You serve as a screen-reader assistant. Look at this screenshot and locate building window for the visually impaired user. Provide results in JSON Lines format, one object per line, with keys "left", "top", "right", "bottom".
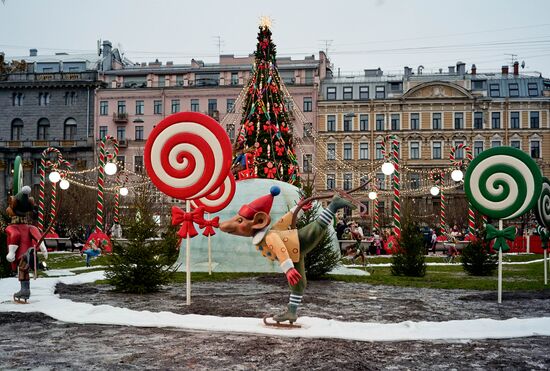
{"left": 359, "top": 143, "right": 369, "bottom": 160}
{"left": 410, "top": 173, "right": 420, "bottom": 189}
{"left": 12, "top": 92, "right": 24, "bottom": 106}
{"left": 489, "top": 84, "right": 500, "bottom": 98}
{"left": 390, "top": 82, "right": 403, "bottom": 92}
{"left": 474, "top": 140, "right": 484, "bottom": 156}
{"left": 343, "top": 173, "right": 352, "bottom": 190}
{"left": 343, "top": 86, "right": 353, "bottom": 100}
{"left": 64, "top": 91, "right": 77, "bottom": 105}
{"left": 343, "top": 116, "right": 352, "bottom": 131}
{"left": 191, "top": 99, "right": 199, "bottom": 112}
{"left": 474, "top": 112, "right": 483, "bottom": 129}
{"left": 375, "top": 85, "right": 385, "bottom": 99}
{"left": 511, "top": 140, "right": 521, "bottom": 149}
{"left": 376, "top": 173, "right": 386, "bottom": 190}
{"left": 10, "top": 119, "right": 23, "bottom": 140}
{"left": 472, "top": 80, "right": 485, "bottom": 90}
{"left": 327, "top": 87, "right": 336, "bottom": 100}
{"left": 432, "top": 113, "right": 441, "bottom": 130}
{"left": 327, "top": 115, "right": 336, "bottom": 131}
{"left": 454, "top": 141, "right": 468, "bottom": 158}
{"left": 375, "top": 143, "right": 383, "bottom": 159}
{"left": 99, "top": 126, "right": 108, "bottom": 139}
{"left": 491, "top": 140, "right": 501, "bottom": 148}
{"left": 410, "top": 113, "right": 419, "bottom": 130}
{"left": 37, "top": 118, "right": 50, "bottom": 140}
{"left": 231, "top": 72, "right": 239, "bottom": 85}
{"left": 454, "top": 112, "right": 464, "bottom": 129}
{"left": 135, "top": 126, "right": 144, "bottom": 141}
{"left": 376, "top": 114, "right": 384, "bottom": 131}
{"left": 343, "top": 143, "right": 352, "bottom": 160}
{"left": 327, "top": 143, "right": 336, "bottom": 160}
{"left": 391, "top": 114, "right": 400, "bottom": 130}
{"left": 359, "top": 86, "right": 369, "bottom": 100}
{"left": 117, "top": 156, "right": 125, "bottom": 170}
{"left": 227, "top": 125, "right": 235, "bottom": 141}
{"left": 303, "top": 122, "right": 313, "bottom": 138}
{"left": 171, "top": 99, "right": 180, "bottom": 113}
{"left": 100, "top": 101, "right": 108, "bottom": 116}
{"left": 410, "top": 141, "right": 420, "bottom": 159}
{"left": 509, "top": 83, "right": 519, "bottom": 97}
{"left": 303, "top": 97, "right": 312, "bottom": 112}
{"left": 153, "top": 100, "right": 162, "bottom": 114}
{"left": 135, "top": 100, "right": 144, "bottom": 115}
{"left": 491, "top": 112, "right": 501, "bottom": 129}
{"left": 510, "top": 112, "right": 520, "bottom": 129}
{"left": 117, "top": 100, "right": 126, "bottom": 114}
{"left": 432, "top": 141, "right": 442, "bottom": 159}
{"left": 359, "top": 114, "right": 368, "bottom": 131}
{"left": 528, "top": 83, "right": 539, "bottom": 97}
{"left": 63, "top": 118, "right": 77, "bottom": 140}
{"left": 327, "top": 174, "right": 335, "bottom": 190}
{"left": 208, "top": 99, "right": 217, "bottom": 114}
{"left": 134, "top": 155, "right": 144, "bottom": 173}
{"left": 117, "top": 126, "right": 126, "bottom": 142}
{"left": 530, "top": 140, "right": 541, "bottom": 158}
{"left": 38, "top": 92, "right": 50, "bottom": 106}
{"left": 530, "top": 111, "right": 540, "bottom": 129}
{"left": 303, "top": 154, "right": 312, "bottom": 172}
{"left": 227, "top": 99, "right": 235, "bottom": 113}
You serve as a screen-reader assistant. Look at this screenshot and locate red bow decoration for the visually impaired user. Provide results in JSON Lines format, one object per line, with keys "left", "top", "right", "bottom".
{"left": 171, "top": 206, "right": 205, "bottom": 239}
{"left": 275, "top": 145, "right": 285, "bottom": 156}
{"left": 280, "top": 125, "right": 289, "bottom": 134}
{"left": 245, "top": 123, "right": 255, "bottom": 135}
{"left": 199, "top": 216, "right": 220, "bottom": 237}
{"left": 264, "top": 163, "right": 277, "bottom": 179}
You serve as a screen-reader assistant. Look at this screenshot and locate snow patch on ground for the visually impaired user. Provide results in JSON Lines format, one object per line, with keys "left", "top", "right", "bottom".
{"left": 1, "top": 271, "right": 550, "bottom": 342}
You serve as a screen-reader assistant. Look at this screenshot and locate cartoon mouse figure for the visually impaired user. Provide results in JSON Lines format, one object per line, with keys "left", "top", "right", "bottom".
{"left": 219, "top": 185, "right": 353, "bottom": 324}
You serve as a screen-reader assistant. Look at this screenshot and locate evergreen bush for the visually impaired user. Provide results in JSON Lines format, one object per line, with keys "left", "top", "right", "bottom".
{"left": 391, "top": 219, "right": 426, "bottom": 277}
{"left": 461, "top": 229, "right": 497, "bottom": 276}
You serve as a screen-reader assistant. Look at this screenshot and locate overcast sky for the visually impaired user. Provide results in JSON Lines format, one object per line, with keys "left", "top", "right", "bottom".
{"left": 1, "top": 0, "right": 550, "bottom": 76}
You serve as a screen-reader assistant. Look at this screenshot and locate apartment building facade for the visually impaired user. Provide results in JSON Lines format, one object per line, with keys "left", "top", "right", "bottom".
{"left": 316, "top": 62, "right": 550, "bottom": 226}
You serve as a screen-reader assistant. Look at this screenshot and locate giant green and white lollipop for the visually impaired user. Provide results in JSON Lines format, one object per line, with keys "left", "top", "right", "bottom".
{"left": 465, "top": 146, "right": 542, "bottom": 303}
{"left": 465, "top": 147, "right": 542, "bottom": 220}
{"left": 534, "top": 177, "right": 550, "bottom": 229}
{"left": 12, "top": 156, "right": 23, "bottom": 195}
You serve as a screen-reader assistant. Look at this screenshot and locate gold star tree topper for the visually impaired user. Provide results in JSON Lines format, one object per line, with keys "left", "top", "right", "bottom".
{"left": 259, "top": 16, "right": 273, "bottom": 29}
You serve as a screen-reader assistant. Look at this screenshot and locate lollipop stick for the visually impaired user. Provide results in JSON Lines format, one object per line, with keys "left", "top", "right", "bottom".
{"left": 544, "top": 249, "right": 547, "bottom": 285}
{"left": 498, "top": 219, "right": 503, "bottom": 304}
{"left": 186, "top": 200, "right": 191, "bottom": 306}
{"left": 208, "top": 212, "right": 212, "bottom": 275}
{"left": 526, "top": 230, "right": 530, "bottom": 253}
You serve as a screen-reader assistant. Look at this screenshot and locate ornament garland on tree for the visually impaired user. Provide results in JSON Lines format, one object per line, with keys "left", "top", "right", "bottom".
{"left": 233, "top": 24, "right": 300, "bottom": 185}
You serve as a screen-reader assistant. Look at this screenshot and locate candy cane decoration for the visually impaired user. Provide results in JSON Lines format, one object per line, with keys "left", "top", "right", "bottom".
{"left": 96, "top": 135, "right": 119, "bottom": 233}
{"left": 38, "top": 147, "right": 71, "bottom": 233}
{"left": 450, "top": 143, "right": 475, "bottom": 233}
{"left": 373, "top": 184, "right": 380, "bottom": 231}
{"left": 440, "top": 174, "right": 446, "bottom": 235}
{"left": 113, "top": 171, "right": 129, "bottom": 224}
{"left": 380, "top": 135, "right": 401, "bottom": 238}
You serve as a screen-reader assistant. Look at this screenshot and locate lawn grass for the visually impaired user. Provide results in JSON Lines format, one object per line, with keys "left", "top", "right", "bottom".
{"left": 44, "top": 252, "right": 550, "bottom": 292}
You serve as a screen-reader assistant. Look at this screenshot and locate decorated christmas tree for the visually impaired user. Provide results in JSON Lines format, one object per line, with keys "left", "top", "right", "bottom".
{"left": 233, "top": 21, "right": 300, "bottom": 185}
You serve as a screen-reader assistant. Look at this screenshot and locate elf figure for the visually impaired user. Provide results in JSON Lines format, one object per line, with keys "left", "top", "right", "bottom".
{"left": 219, "top": 185, "right": 353, "bottom": 324}
{"left": 5, "top": 185, "right": 48, "bottom": 302}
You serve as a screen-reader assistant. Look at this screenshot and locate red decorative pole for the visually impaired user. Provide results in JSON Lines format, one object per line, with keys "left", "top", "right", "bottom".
{"left": 95, "top": 135, "right": 119, "bottom": 233}
{"left": 450, "top": 143, "right": 474, "bottom": 233}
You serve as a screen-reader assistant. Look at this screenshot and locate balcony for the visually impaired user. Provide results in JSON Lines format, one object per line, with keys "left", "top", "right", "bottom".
{"left": 113, "top": 112, "right": 128, "bottom": 124}
{"left": 118, "top": 139, "right": 128, "bottom": 147}
{"left": 207, "top": 110, "right": 220, "bottom": 121}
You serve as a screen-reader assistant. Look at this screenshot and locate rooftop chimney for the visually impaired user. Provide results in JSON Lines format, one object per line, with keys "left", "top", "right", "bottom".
{"left": 404, "top": 66, "right": 412, "bottom": 78}
{"left": 513, "top": 61, "right": 519, "bottom": 76}
{"left": 502, "top": 65, "right": 509, "bottom": 75}
{"left": 456, "top": 61, "right": 466, "bottom": 75}
{"left": 448, "top": 66, "right": 455, "bottom": 74}
{"left": 471, "top": 64, "right": 476, "bottom": 75}
{"left": 29, "top": 49, "right": 37, "bottom": 57}
{"left": 101, "top": 41, "right": 113, "bottom": 72}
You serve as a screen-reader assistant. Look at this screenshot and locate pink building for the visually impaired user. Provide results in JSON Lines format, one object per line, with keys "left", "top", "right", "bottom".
{"left": 95, "top": 53, "right": 330, "bottom": 178}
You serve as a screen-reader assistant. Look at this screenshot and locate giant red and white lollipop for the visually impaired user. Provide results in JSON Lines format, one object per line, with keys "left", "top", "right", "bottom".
{"left": 144, "top": 112, "right": 232, "bottom": 201}
{"left": 191, "top": 173, "right": 236, "bottom": 214}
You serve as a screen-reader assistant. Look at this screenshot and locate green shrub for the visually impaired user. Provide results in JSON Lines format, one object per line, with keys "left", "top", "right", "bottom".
{"left": 461, "top": 232, "right": 497, "bottom": 276}
{"left": 391, "top": 220, "right": 426, "bottom": 277}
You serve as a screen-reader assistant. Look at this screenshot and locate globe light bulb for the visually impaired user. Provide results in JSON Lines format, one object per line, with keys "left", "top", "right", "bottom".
{"left": 48, "top": 171, "right": 61, "bottom": 183}
{"left": 430, "top": 186, "right": 440, "bottom": 196}
{"left": 381, "top": 162, "right": 395, "bottom": 176}
{"left": 451, "top": 169, "right": 464, "bottom": 182}
{"left": 59, "top": 179, "right": 70, "bottom": 190}
{"left": 368, "top": 191, "right": 378, "bottom": 200}
{"left": 104, "top": 162, "right": 117, "bottom": 176}
{"left": 119, "top": 187, "right": 129, "bottom": 196}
